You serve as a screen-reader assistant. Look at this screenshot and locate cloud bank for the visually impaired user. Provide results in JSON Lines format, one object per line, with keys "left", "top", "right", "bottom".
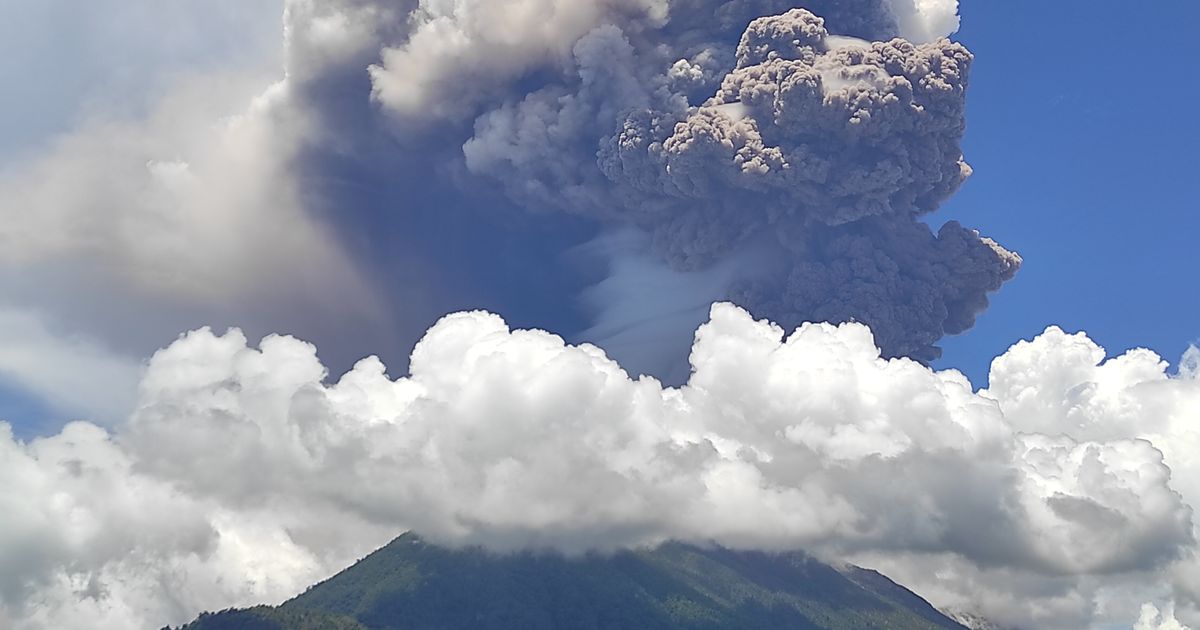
{"left": 1, "top": 306, "right": 1197, "bottom": 629}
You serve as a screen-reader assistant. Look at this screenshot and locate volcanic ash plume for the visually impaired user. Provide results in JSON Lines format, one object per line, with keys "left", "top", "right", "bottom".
{"left": 454, "top": 7, "right": 1019, "bottom": 362}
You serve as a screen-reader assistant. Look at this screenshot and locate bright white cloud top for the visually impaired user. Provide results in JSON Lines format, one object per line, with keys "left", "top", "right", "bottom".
{"left": 1, "top": 305, "right": 1196, "bottom": 629}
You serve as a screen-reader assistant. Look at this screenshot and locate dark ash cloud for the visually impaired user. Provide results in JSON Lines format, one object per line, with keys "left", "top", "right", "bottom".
{"left": 452, "top": 7, "right": 1019, "bottom": 361}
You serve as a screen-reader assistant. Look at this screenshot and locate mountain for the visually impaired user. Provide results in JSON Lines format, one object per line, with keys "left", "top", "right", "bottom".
{"left": 175, "top": 534, "right": 966, "bottom": 630}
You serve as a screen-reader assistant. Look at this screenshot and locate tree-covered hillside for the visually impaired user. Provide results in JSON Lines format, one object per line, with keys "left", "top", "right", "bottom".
{"left": 176, "top": 534, "right": 965, "bottom": 630}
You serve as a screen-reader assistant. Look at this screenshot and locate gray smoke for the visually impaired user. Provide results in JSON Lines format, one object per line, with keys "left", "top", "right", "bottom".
{"left": 450, "top": 7, "right": 1019, "bottom": 361}
{"left": 731, "top": 217, "right": 1020, "bottom": 362}
{"left": 708, "top": 0, "right": 899, "bottom": 40}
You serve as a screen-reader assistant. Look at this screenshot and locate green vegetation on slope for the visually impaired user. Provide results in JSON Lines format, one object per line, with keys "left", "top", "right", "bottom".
{"left": 175, "top": 605, "right": 365, "bottom": 630}
{"left": 176, "top": 534, "right": 965, "bottom": 630}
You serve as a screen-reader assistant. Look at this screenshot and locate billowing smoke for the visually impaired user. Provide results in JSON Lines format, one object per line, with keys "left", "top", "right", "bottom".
{"left": 449, "top": 6, "right": 1020, "bottom": 361}
{"left": 0, "top": 307, "right": 1197, "bottom": 628}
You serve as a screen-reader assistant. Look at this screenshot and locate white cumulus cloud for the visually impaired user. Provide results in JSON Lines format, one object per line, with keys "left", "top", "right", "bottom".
{"left": 0, "top": 305, "right": 1196, "bottom": 628}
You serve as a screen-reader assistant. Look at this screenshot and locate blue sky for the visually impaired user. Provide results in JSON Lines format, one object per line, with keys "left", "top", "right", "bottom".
{"left": 933, "top": 0, "right": 1200, "bottom": 385}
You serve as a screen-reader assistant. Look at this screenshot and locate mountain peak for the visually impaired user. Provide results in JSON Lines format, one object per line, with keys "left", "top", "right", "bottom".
{"left": 177, "top": 536, "right": 965, "bottom": 629}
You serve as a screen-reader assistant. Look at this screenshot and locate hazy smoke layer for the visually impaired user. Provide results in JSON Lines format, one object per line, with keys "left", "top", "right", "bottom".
{"left": 0, "top": 307, "right": 1196, "bottom": 629}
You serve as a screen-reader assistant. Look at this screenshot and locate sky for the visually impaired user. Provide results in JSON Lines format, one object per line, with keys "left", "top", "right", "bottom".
{"left": 934, "top": 0, "right": 1200, "bottom": 385}
{"left": 0, "top": 0, "right": 282, "bottom": 159}
{"left": 1, "top": 2, "right": 1199, "bottom": 629}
